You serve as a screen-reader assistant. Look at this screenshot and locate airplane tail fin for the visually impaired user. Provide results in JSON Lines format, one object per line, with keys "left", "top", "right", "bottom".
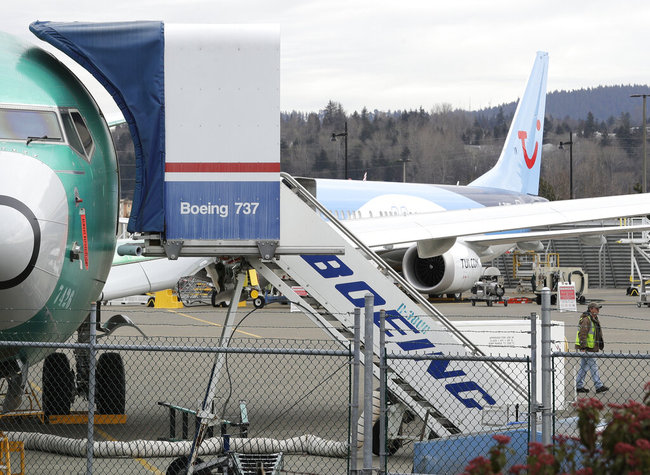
{"left": 469, "top": 51, "right": 549, "bottom": 195}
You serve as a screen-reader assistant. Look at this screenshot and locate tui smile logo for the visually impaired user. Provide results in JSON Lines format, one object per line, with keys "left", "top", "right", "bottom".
{"left": 518, "top": 119, "right": 541, "bottom": 169}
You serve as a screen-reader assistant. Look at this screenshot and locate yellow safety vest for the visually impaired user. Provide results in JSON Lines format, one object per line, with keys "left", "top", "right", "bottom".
{"left": 575, "top": 315, "right": 595, "bottom": 349}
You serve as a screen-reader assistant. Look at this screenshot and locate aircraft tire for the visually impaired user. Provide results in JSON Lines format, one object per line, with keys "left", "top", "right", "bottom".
{"left": 372, "top": 419, "right": 402, "bottom": 456}
{"left": 42, "top": 353, "right": 75, "bottom": 417}
{"left": 166, "top": 456, "right": 210, "bottom": 475}
{"left": 211, "top": 290, "right": 218, "bottom": 307}
{"left": 96, "top": 353, "right": 126, "bottom": 415}
{"left": 253, "top": 296, "right": 265, "bottom": 309}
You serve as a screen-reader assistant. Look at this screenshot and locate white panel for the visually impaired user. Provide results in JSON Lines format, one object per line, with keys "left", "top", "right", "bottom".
{"left": 164, "top": 24, "right": 280, "bottom": 166}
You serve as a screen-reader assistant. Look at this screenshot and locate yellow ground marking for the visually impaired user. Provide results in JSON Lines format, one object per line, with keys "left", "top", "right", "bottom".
{"left": 95, "top": 428, "right": 164, "bottom": 474}
{"left": 166, "top": 309, "right": 262, "bottom": 338}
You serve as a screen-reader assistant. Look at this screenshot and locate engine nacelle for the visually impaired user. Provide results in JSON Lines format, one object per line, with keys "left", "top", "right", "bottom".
{"left": 402, "top": 242, "right": 483, "bottom": 294}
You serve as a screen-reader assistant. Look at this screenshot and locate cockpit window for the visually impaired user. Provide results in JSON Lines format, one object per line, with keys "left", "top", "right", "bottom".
{"left": 61, "top": 109, "right": 94, "bottom": 161}
{"left": 0, "top": 108, "right": 63, "bottom": 141}
{"left": 61, "top": 111, "right": 85, "bottom": 157}
{"left": 70, "top": 111, "right": 94, "bottom": 156}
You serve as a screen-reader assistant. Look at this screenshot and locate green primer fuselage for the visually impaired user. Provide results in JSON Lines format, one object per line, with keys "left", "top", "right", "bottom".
{"left": 0, "top": 33, "right": 118, "bottom": 369}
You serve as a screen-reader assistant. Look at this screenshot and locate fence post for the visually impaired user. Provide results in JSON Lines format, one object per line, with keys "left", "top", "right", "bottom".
{"left": 350, "top": 307, "right": 361, "bottom": 474}
{"left": 541, "top": 287, "right": 552, "bottom": 445}
{"left": 86, "top": 302, "right": 97, "bottom": 474}
{"left": 530, "top": 312, "right": 538, "bottom": 443}
{"left": 379, "top": 309, "right": 386, "bottom": 474}
{"left": 362, "top": 293, "right": 374, "bottom": 475}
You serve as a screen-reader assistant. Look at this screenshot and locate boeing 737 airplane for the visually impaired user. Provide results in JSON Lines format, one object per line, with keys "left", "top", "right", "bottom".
{"left": 0, "top": 32, "right": 122, "bottom": 416}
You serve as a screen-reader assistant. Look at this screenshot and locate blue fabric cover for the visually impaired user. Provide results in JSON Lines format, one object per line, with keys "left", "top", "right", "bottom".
{"left": 30, "top": 21, "right": 165, "bottom": 233}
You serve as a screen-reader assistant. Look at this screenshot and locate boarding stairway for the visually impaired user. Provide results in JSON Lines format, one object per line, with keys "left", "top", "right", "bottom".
{"left": 249, "top": 174, "right": 528, "bottom": 437}
{"left": 141, "top": 173, "right": 529, "bottom": 437}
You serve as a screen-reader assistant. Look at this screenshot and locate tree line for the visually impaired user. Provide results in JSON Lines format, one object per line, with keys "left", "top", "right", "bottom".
{"left": 281, "top": 100, "right": 647, "bottom": 200}
{"left": 112, "top": 87, "right": 649, "bottom": 202}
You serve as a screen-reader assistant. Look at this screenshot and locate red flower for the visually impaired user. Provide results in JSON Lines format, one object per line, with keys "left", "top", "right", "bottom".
{"left": 493, "top": 434, "right": 511, "bottom": 445}
{"left": 462, "top": 455, "right": 491, "bottom": 473}
{"left": 614, "top": 442, "right": 636, "bottom": 455}
{"left": 509, "top": 464, "right": 527, "bottom": 474}
{"left": 635, "top": 438, "right": 650, "bottom": 450}
{"left": 528, "top": 441, "right": 546, "bottom": 455}
{"left": 538, "top": 453, "right": 556, "bottom": 465}
{"left": 574, "top": 397, "right": 604, "bottom": 411}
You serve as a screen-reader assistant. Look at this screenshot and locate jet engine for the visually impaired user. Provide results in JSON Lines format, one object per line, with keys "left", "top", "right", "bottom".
{"left": 401, "top": 242, "right": 484, "bottom": 295}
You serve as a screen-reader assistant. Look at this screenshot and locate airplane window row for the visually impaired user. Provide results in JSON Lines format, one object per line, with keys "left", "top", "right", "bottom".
{"left": 329, "top": 209, "right": 409, "bottom": 220}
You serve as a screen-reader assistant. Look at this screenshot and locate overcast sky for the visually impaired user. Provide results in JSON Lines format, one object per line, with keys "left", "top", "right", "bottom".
{"left": 4, "top": 0, "right": 650, "bottom": 118}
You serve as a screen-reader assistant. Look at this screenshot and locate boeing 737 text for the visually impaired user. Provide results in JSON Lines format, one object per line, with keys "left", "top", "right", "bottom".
{"left": 179, "top": 201, "right": 260, "bottom": 217}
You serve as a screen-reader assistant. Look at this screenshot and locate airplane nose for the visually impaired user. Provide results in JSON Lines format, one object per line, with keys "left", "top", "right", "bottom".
{"left": 0, "top": 151, "right": 68, "bottom": 329}
{"left": 0, "top": 196, "right": 40, "bottom": 289}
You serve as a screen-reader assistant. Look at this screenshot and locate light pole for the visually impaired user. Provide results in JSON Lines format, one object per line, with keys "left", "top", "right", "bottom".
{"left": 559, "top": 131, "right": 574, "bottom": 199}
{"left": 631, "top": 94, "right": 648, "bottom": 193}
{"left": 397, "top": 157, "right": 411, "bottom": 182}
{"left": 331, "top": 121, "right": 348, "bottom": 180}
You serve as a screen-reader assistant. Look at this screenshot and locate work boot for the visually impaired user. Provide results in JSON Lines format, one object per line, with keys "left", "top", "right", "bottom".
{"left": 576, "top": 387, "right": 589, "bottom": 393}
{"left": 596, "top": 386, "right": 609, "bottom": 394}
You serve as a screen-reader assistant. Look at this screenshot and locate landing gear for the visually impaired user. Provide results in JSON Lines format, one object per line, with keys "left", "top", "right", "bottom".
{"left": 42, "top": 352, "right": 126, "bottom": 418}
{"left": 96, "top": 353, "right": 126, "bottom": 414}
{"left": 166, "top": 456, "right": 211, "bottom": 475}
{"left": 372, "top": 418, "right": 402, "bottom": 456}
{"left": 210, "top": 290, "right": 230, "bottom": 308}
{"left": 42, "top": 353, "right": 75, "bottom": 418}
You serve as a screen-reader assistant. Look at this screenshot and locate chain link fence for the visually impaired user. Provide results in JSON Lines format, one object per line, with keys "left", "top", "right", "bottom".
{"left": 1, "top": 302, "right": 650, "bottom": 474}
{"left": 381, "top": 353, "right": 531, "bottom": 475}
{"left": 553, "top": 352, "right": 650, "bottom": 417}
{"left": 0, "top": 324, "right": 352, "bottom": 474}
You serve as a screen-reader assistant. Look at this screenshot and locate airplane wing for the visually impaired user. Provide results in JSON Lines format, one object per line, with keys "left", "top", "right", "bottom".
{"left": 463, "top": 224, "right": 650, "bottom": 246}
{"left": 342, "top": 193, "right": 650, "bottom": 251}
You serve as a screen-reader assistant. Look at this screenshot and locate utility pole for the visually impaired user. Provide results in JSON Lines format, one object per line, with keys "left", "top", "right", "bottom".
{"left": 331, "top": 122, "right": 348, "bottom": 180}
{"left": 559, "top": 131, "right": 574, "bottom": 199}
{"left": 631, "top": 94, "right": 648, "bottom": 193}
{"left": 397, "top": 157, "right": 411, "bottom": 182}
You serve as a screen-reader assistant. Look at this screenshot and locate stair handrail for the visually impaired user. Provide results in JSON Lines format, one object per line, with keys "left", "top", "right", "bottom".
{"left": 280, "top": 173, "right": 527, "bottom": 398}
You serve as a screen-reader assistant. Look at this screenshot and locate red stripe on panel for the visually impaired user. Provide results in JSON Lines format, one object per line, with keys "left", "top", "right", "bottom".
{"left": 165, "top": 162, "right": 281, "bottom": 173}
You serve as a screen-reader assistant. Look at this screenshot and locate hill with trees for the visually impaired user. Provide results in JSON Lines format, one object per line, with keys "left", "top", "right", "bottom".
{"left": 478, "top": 84, "right": 650, "bottom": 123}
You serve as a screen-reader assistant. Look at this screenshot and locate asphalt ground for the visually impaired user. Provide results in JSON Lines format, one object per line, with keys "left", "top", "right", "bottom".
{"left": 1, "top": 287, "right": 649, "bottom": 474}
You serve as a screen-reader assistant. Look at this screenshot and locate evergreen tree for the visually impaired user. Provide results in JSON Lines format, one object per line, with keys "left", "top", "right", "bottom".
{"left": 582, "top": 111, "right": 596, "bottom": 138}
{"left": 322, "top": 100, "right": 346, "bottom": 129}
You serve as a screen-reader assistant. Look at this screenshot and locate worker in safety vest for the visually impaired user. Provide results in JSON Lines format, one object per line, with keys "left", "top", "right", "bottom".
{"left": 575, "top": 302, "right": 608, "bottom": 394}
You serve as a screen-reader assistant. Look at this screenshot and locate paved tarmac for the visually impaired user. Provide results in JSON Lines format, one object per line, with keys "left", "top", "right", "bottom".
{"left": 2, "top": 287, "right": 649, "bottom": 474}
